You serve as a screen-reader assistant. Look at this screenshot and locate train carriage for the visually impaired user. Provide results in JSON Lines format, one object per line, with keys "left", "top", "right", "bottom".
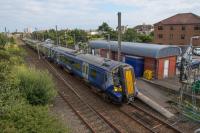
{"left": 24, "top": 38, "right": 138, "bottom": 103}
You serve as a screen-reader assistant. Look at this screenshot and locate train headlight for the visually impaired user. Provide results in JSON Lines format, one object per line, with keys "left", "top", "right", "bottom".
{"left": 114, "top": 87, "right": 118, "bottom": 92}
{"left": 113, "top": 86, "right": 122, "bottom": 92}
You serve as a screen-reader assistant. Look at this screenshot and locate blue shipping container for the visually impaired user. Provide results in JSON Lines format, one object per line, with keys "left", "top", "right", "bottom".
{"left": 125, "top": 55, "right": 144, "bottom": 78}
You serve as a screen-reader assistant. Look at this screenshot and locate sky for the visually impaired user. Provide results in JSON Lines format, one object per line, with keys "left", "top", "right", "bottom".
{"left": 0, "top": 0, "right": 200, "bottom": 32}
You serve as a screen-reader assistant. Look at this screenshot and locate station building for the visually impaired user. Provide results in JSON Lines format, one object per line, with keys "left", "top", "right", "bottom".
{"left": 89, "top": 40, "right": 181, "bottom": 80}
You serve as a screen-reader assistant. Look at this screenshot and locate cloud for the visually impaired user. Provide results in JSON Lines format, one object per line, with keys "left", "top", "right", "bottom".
{"left": 0, "top": 0, "right": 199, "bottom": 32}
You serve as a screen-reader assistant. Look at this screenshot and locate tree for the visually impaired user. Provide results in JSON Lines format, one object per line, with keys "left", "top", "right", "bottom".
{"left": 138, "top": 34, "right": 153, "bottom": 43}
{"left": 98, "top": 22, "right": 112, "bottom": 32}
{"left": 122, "top": 28, "right": 139, "bottom": 42}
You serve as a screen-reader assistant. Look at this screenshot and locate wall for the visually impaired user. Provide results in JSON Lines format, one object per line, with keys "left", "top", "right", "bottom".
{"left": 144, "top": 57, "right": 156, "bottom": 78}
{"left": 154, "top": 24, "right": 200, "bottom": 46}
{"left": 99, "top": 49, "right": 177, "bottom": 80}
{"left": 156, "top": 56, "right": 177, "bottom": 79}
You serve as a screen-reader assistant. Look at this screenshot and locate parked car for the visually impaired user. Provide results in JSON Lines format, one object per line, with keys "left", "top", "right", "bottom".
{"left": 193, "top": 48, "right": 200, "bottom": 56}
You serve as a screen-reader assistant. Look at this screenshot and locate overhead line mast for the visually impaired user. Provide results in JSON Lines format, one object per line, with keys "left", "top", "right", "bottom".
{"left": 117, "top": 12, "right": 122, "bottom": 61}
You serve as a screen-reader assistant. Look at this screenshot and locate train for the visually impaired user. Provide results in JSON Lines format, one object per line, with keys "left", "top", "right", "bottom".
{"left": 23, "top": 38, "right": 138, "bottom": 103}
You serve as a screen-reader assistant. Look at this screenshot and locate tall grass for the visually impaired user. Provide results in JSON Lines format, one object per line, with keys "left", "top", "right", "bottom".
{"left": 16, "top": 66, "right": 57, "bottom": 105}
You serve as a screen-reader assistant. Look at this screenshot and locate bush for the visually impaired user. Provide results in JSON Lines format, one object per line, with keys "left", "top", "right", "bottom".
{"left": 0, "top": 33, "right": 7, "bottom": 48}
{"left": 16, "top": 67, "right": 57, "bottom": 105}
{"left": 0, "top": 43, "right": 69, "bottom": 133}
{"left": 0, "top": 103, "right": 69, "bottom": 133}
{"left": 0, "top": 50, "right": 10, "bottom": 61}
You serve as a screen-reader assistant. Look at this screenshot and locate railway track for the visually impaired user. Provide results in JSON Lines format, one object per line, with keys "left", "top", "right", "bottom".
{"left": 23, "top": 44, "right": 184, "bottom": 133}
{"left": 47, "top": 58, "right": 182, "bottom": 133}
{"left": 119, "top": 103, "right": 182, "bottom": 133}
{"left": 44, "top": 59, "right": 121, "bottom": 133}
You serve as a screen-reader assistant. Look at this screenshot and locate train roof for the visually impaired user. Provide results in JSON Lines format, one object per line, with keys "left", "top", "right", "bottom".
{"left": 42, "top": 43, "right": 54, "bottom": 48}
{"left": 77, "top": 54, "right": 123, "bottom": 71}
{"left": 52, "top": 46, "right": 76, "bottom": 55}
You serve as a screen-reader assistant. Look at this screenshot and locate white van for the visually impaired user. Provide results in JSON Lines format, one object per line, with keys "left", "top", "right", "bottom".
{"left": 193, "top": 48, "right": 200, "bottom": 56}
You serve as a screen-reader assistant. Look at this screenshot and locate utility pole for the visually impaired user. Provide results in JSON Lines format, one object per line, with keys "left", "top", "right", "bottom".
{"left": 117, "top": 12, "right": 122, "bottom": 61}
{"left": 107, "top": 34, "right": 111, "bottom": 59}
{"left": 73, "top": 34, "right": 76, "bottom": 45}
{"left": 65, "top": 31, "right": 67, "bottom": 47}
{"left": 4, "top": 27, "right": 7, "bottom": 36}
{"left": 34, "top": 28, "right": 40, "bottom": 60}
{"left": 56, "top": 25, "right": 58, "bottom": 45}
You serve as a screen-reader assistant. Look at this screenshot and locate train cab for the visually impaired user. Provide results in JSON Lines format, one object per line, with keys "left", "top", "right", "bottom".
{"left": 111, "top": 64, "right": 137, "bottom": 103}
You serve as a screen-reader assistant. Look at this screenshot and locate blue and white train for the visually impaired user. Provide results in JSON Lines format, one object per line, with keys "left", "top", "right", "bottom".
{"left": 23, "top": 38, "right": 138, "bottom": 103}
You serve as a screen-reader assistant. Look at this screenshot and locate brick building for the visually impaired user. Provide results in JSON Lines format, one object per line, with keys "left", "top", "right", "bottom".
{"left": 154, "top": 13, "right": 200, "bottom": 46}
{"left": 89, "top": 40, "right": 181, "bottom": 79}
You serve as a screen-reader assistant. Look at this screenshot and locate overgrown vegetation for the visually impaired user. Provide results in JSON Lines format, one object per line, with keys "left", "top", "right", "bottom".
{"left": 0, "top": 36, "right": 69, "bottom": 133}
{"left": 0, "top": 33, "right": 16, "bottom": 48}
{"left": 30, "top": 22, "right": 153, "bottom": 48}
{"left": 16, "top": 67, "right": 56, "bottom": 105}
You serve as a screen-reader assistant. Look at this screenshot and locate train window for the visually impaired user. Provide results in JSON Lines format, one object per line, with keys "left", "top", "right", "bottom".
{"left": 69, "top": 60, "right": 75, "bottom": 64}
{"left": 90, "top": 69, "right": 97, "bottom": 78}
{"left": 73, "top": 63, "right": 81, "bottom": 71}
{"left": 102, "top": 63, "right": 110, "bottom": 67}
{"left": 60, "top": 56, "right": 69, "bottom": 64}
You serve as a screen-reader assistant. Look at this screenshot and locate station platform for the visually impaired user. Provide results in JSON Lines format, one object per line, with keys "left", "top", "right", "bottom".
{"left": 140, "top": 77, "right": 200, "bottom": 102}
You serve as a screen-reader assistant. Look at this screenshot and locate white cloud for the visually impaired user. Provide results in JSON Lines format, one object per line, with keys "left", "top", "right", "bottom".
{"left": 0, "top": 0, "right": 199, "bottom": 32}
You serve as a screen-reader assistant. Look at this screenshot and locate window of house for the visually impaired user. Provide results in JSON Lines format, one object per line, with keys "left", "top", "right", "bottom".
{"left": 194, "top": 25, "right": 200, "bottom": 30}
{"left": 181, "top": 26, "right": 186, "bottom": 30}
{"left": 158, "top": 34, "right": 163, "bottom": 39}
{"left": 170, "top": 26, "right": 174, "bottom": 30}
{"left": 181, "top": 34, "right": 185, "bottom": 39}
{"left": 169, "top": 34, "right": 173, "bottom": 39}
{"left": 158, "top": 26, "right": 163, "bottom": 30}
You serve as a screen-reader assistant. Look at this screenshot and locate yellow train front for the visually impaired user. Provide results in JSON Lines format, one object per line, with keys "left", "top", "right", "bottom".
{"left": 109, "top": 63, "right": 138, "bottom": 103}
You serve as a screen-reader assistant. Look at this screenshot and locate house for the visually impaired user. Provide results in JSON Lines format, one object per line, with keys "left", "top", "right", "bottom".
{"left": 89, "top": 40, "right": 181, "bottom": 79}
{"left": 154, "top": 13, "right": 200, "bottom": 46}
{"left": 134, "top": 24, "right": 154, "bottom": 35}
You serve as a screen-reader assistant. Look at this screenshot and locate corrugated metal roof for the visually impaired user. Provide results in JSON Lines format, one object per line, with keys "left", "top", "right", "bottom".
{"left": 77, "top": 54, "right": 122, "bottom": 71}
{"left": 89, "top": 40, "right": 181, "bottom": 58}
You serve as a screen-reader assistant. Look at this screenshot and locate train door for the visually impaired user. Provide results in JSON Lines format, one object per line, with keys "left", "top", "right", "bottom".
{"left": 82, "top": 62, "right": 89, "bottom": 80}
{"left": 163, "top": 59, "right": 169, "bottom": 78}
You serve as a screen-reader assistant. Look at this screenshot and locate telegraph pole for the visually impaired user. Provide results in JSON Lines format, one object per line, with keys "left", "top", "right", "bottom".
{"left": 107, "top": 34, "right": 111, "bottom": 59}
{"left": 65, "top": 31, "right": 67, "bottom": 47}
{"left": 73, "top": 34, "right": 76, "bottom": 45}
{"left": 117, "top": 12, "right": 122, "bottom": 61}
{"left": 56, "top": 25, "right": 58, "bottom": 45}
{"left": 4, "top": 27, "right": 7, "bottom": 36}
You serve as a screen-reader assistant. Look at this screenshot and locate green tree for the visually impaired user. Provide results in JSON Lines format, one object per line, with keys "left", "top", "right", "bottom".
{"left": 98, "top": 22, "right": 112, "bottom": 32}
{"left": 122, "top": 28, "right": 139, "bottom": 42}
{"left": 138, "top": 34, "right": 153, "bottom": 43}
